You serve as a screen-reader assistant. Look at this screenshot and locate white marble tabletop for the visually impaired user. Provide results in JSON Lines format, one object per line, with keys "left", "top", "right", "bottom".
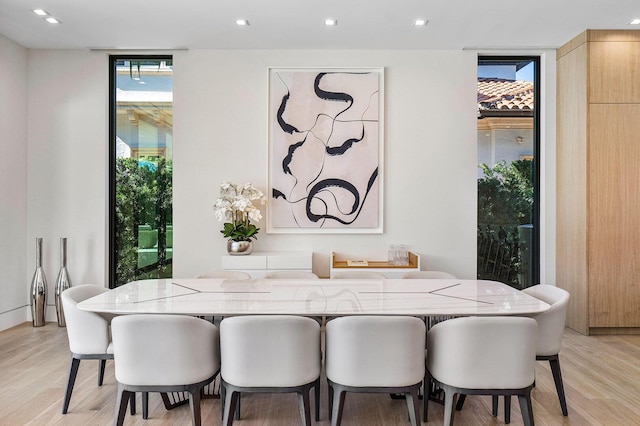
{"left": 77, "top": 278, "right": 549, "bottom": 316}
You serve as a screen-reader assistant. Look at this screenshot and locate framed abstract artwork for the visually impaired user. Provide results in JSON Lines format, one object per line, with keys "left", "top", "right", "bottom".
{"left": 267, "top": 68, "right": 384, "bottom": 234}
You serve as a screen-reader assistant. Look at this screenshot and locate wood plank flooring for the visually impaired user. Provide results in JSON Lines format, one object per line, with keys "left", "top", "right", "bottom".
{"left": 1, "top": 322, "right": 639, "bottom": 425}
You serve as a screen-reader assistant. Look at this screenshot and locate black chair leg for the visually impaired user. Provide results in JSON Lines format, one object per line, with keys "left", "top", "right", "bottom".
{"left": 492, "top": 395, "right": 498, "bottom": 416}
{"left": 115, "top": 385, "right": 131, "bottom": 426}
{"left": 222, "top": 389, "right": 239, "bottom": 426}
{"left": 142, "top": 392, "right": 149, "bottom": 419}
{"left": 504, "top": 395, "right": 511, "bottom": 423}
{"left": 548, "top": 356, "right": 568, "bottom": 416}
{"left": 297, "top": 390, "right": 312, "bottom": 426}
{"left": 98, "top": 359, "right": 107, "bottom": 386}
{"left": 405, "top": 388, "right": 420, "bottom": 426}
{"left": 314, "top": 378, "right": 320, "bottom": 421}
{"left": 188, "top": 387, "right": 203, "bottom": 426}
{"left": 330, "top": 386, "right": 347, "bottom": 426}
{"left": 130, "top": 392, "right": 136, "bottom": 415}
{"left": 455, "top": 394, "right": 467, "bottom": 411}
{"left": 62, "top": 357, "right": 81, "bottom": 414}
{"left": 517, "top": 393, "right": 534, "bottom": 426}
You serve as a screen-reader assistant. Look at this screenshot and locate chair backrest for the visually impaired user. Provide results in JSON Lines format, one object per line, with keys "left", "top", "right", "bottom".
{"left": 111, "top": 314, "right": 220, "bottom": 387}
{"left": 265, "top": 271, "right": 320, "bottom": 279}
{"left": 194, "top": 271, "right": 252, "bottom": 279}
{"left": 427, "top": 316, "right": 537, "bottom": 390}
{"left": 61, "top": 285, "right": 111, "bottom": 355}
{"left": 522, "top": 285, "right": 570, "bottom": 356}
{"left": 332, "top": 271, "right": 386, "bottom": 279}
{"left": 220, "top": 315, "right": 321, "bottom": 388}
{"left": 325, "top": 316, "right": 425, "bottom": 387}
{"left": 402, "top": 271, "right": 457, "bottom": 279}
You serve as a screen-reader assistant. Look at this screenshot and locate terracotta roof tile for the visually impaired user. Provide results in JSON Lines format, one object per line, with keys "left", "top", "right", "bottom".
{"left": 477, "top": 78, "right": 534, "bottom": 111}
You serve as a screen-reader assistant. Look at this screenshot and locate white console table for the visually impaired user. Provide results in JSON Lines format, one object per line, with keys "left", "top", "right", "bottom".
{"left": 221, "top": 251, "right": 313, "bottom": 278}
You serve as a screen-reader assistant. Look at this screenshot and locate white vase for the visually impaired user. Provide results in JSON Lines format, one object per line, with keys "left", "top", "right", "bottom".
{"left": 227, "top": 240, "right": 253, "bottom": 255}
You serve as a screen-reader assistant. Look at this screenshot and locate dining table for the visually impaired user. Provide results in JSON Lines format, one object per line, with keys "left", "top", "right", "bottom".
{"left": 77, "top": 277, "right": 550, "bottom": 317}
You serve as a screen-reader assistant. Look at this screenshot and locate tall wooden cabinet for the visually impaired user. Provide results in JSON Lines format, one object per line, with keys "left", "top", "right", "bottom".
{"left": 557, "top": 30, "right": 640, "bottom": 335}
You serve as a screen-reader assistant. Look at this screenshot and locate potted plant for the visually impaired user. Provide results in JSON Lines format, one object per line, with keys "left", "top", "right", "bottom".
{"left": 214, "top": 181, "right": 266, "bottom": 255}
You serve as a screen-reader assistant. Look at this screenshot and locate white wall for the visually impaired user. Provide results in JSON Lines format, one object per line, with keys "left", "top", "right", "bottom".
{"left": 0, "top": 34, "right": 28, "bottom": 330}
{"left": 172, "top": 50, "right": 479, "bottom": 278}
{"left": 27, "top": 50, "right": 109, "bottom": 323}
{"left": 9, "top": 47, "right": 555, "bottom": 330}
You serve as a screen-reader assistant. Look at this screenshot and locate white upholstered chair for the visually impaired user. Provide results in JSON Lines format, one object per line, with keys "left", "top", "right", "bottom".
{"left": 522, "top": 284, "right": 570, "bottom": 416}
{"left": 457, "top": 285, "right": 571, "bottom": 422}
{"left": 402, "top": 270, "right": 457, "bottom": 279}
{"left": 425, "top": 316, "right": 537, "bottom": 425}
{"left": 220, "top": 315, "right": 321, "bottom": 426}
{"left": 194, "top": 271, "right": 252, "bottom": 279}
{"left": 265, "top": 271, "right": 320, "bottom": 279}
{"left": 60, "top": 285, "right": 114, "bottom": 414}
{"left": 331, "top": 271, "right": 386, "bottom": 279}
{"left": 325, "top": 316, "right": 426, "bottom": 426}
{"left": 111, "top": 314, "right": 220, "bottom": 426}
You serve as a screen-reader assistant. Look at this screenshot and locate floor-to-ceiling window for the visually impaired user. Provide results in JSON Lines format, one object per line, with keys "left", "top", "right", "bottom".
{"left": 477, "top": 56, "right": 540, "bottom": 289}
{"left": 109, "top": 56, "right": 173, "bottom": 288}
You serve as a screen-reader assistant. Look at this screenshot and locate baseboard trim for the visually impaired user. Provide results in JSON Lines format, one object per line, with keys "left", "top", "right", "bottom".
{"left": 0, "top": 304, "right": 60, "bottom": 332}
{"left": 0, "top": 306, "right": 29, "bottom": 332}
{"left": 589, "top": 327, "right": 640, "bottom": 335}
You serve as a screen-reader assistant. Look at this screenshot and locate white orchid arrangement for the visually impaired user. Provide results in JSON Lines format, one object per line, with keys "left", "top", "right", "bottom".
{"left": 214, "top": 182, "right": 266, "bottom": 241}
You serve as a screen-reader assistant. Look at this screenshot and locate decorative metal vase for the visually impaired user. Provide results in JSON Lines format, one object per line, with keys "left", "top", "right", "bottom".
{"left": 227, "top": 240, "right": 253, "bottom": 255}
{"left": 30, "top": 237, "right": 48, "bottom": 327}
{"left": 54, "top": 237, "right": 72, "bottom": 327}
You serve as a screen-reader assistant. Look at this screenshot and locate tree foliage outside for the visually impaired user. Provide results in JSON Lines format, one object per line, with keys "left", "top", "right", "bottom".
{"left": 477, "top": 160, "right": 534, "bottom": 288}
{"left": 114, "top": 158, "right": 172, "bottom": 287}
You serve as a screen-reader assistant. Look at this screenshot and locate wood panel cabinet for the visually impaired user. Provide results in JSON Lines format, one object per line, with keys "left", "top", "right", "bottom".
{"left": 557, "top": 30, "right": 640, "bottom": 335}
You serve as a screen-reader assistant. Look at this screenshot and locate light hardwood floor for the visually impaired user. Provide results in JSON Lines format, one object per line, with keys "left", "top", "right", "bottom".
{"left": 1, "top": 322, "right": 639, "bottom": 425}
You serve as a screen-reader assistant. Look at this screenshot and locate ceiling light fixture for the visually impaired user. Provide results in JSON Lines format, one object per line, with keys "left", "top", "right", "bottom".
{"left": 630, "top": 18, "right": 640, "bottom": 25}
{"left": 235, "top": 19, "right": 249, "bottom": 26}
{"left": 45, "top": 17, "right": 60, "bottom": 24}
{"left": 324, "top": 19, "right": 337, "bottom": 26}
{"left": 414, "top": 19, "right": 428, "bottom": 26}
{"left": 33, "top": 9, "right": 48, "bottom": 16}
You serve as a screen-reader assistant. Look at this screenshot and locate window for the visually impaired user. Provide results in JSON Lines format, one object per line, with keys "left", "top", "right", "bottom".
{"left": 477, "top": 56, "right": 540, "bottom": 289}
{"left": 109, "top": 56, "right": 173, "bottom": 288}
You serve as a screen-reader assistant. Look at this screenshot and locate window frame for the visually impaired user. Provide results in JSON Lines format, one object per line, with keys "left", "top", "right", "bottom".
{"left": 108, "top": 54, "right": 173, "bottom": 288}
{"left": 477, "top": 55, "right": 541, "bottom": 287}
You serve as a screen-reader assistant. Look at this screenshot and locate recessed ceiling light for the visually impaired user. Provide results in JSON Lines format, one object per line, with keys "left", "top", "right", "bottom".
{"left": 414, "top": 19, "right": 428, "bottom": 26}
{"left": 235, "top": 19, "right": 249, "bottom": 26}
{"left": 33, "top": 9, "right": 48, "bottom": 16}
{"left": 630, "top": 18, "right": 640, "bottom": 25}
{"left": 324, "top": 19, "right": 337, "bottom": 26}
{"left": 45, "top": 17, "right": 60, "bottom": 24}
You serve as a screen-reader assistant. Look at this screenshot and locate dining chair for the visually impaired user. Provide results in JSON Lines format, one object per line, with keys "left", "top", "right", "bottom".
{"left": 220, "top": 315, "right": 321, "bottom": 426}
{"left": 425, "top": 316, "right": 537, "bottom": 425}
{"left": 401, "top": 270, "right": 457, "bottom": 279}
{"left": 522, "top": 284, "right": 570, "bottom": 416}
{"left": 111, "top": 314, "right": 220, "bottom": 426}
{"left": 455, "top": 285, "right": 571, "bottom": 422}
{"left": 264, "top": 271, "right": 320, "bottom": 279}
{"left": 60, "top": 285, "right": 115, "bottom": 414}
{"left": 194, "top": 270, "right": 252, "bottom": 279}
{"left": 325, "top": 316, "right": 425, "bottom": 426}
{"left": 331, "top": 271, "right": 386, "bottom": 279}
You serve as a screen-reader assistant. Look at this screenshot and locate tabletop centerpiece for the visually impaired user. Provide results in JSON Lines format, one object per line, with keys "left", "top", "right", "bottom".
{"left": 214, "top": 181, "right": 266, "bottom": 255}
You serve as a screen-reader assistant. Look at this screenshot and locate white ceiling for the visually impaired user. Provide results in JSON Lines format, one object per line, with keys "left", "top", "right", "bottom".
{"left": 1, "top": 0, "right": 639, "bottom": 50}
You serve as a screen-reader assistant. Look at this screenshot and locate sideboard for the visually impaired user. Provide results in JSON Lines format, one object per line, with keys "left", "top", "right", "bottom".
{"left": 221, "top": 251, "right": 313, "bottom": 278}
